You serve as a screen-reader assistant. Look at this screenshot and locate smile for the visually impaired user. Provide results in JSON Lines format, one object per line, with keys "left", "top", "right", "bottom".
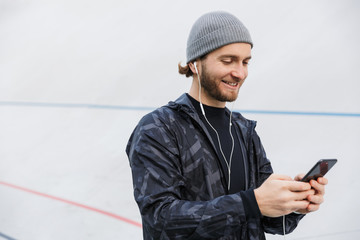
{"left": 222, "top": 80, "right": 238, "bottom": 87}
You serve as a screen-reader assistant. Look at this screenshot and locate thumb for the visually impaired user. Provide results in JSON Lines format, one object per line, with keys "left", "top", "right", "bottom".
{"left": 294, "top": 173, "right": 305, "bottom": 181}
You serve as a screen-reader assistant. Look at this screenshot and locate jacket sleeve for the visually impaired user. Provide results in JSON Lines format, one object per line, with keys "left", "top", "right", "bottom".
{"left": 126, "top": 114, "right": 250, "bottom": 239}
{"left": 251, "top": 130, "right": 305, "bottom": 235}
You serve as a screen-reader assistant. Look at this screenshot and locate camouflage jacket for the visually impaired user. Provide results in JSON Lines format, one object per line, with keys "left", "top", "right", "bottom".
{"left": 126, "top": 94, "right": 304, "bottom": 239}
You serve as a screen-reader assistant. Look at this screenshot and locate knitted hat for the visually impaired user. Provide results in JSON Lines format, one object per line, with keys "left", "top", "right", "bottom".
{"left": 186, "top": 11, "right": 253, "bottom": 63}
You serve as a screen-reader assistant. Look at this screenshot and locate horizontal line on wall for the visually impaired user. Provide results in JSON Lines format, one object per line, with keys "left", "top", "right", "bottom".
{"left": 1, "top": 101, "right": 359, "bottom": 117}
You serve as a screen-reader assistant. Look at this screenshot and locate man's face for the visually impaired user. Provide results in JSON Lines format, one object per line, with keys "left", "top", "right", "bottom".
{"left": 198, "top": 42, "right": 252, "bottom": 107}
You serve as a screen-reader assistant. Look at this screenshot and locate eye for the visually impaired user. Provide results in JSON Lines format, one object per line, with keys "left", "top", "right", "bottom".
{"left": 221, "top": 58, "right": 232, "bottom": 64}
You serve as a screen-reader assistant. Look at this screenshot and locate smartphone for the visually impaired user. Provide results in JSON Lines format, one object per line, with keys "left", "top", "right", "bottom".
{"left": 301, "top": 159, "right": 337, "bottom": 182}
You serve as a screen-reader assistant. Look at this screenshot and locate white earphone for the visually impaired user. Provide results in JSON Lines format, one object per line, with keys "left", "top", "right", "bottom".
{"left": 194, "top": 61, "right": 205, "bottom": 116}
{"left": 193, "top": 60, "right": 234, "bottom": 191}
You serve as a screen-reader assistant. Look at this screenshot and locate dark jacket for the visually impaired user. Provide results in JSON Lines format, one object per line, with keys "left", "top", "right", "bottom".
{"left": 126, "top": 94, "right": 304, "bottom": 239}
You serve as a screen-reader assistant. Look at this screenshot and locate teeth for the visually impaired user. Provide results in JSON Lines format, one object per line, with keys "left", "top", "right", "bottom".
{"left": 223, "top": 81, "right": 237, "bottom": 86}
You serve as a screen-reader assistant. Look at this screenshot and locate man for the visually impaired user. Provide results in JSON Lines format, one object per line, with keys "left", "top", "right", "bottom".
{"left": 126, "top": 11, "right": 327, "bottom": 239}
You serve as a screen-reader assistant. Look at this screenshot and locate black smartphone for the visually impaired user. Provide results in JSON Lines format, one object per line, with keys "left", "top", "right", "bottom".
{"left": 301, "top": 159, "right": 337, "bottom": 182}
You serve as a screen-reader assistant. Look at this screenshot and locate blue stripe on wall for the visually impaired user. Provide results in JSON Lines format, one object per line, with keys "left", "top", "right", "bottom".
{"left": 238, "top": 109, "right": 360, "bottom": 117}
{"left": 0, "top": 232, "right": 17, "bottom": 240}
{"left": 1, "top": 101, "right": 359, "bottom": 118}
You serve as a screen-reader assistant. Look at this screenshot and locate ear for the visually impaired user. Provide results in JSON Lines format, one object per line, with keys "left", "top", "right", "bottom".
{"left": 188, "top": 61, "right": 198, "bottom": 75}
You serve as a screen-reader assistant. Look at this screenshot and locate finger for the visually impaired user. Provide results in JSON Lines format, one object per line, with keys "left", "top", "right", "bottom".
{"left": 310, "top": 180, "right": 325, "bottom": 195}
{"left": 308, "top": 194, "right": 324, "bottom": 205}
{"left": 270, "top": 174, "right": 293, "bottom": 181}
{"left": 293, "top": 189, "right": 315, "bottom": 201}
{"left": 317, "top": 177, "right": 328, "bottom": 185}
{"left": 293, "top": 208, "right": 311, "bottom": 214}
{"left": 307, "top": 203, "right": 320, "bottom": 212}
{"left": 288, "top": 181, "right": 311, "bottom": 192}
{"left": 291, "top": 200, "right": 310, "bottom": 212}
{"left": 294, "top": 173, "right": 305, "bottom": 181}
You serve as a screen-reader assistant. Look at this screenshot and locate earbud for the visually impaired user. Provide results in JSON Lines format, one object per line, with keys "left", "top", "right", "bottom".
{"left": 194, "top": 61, "right": 199, "bottom": 75}
{"left": 194, "top": 61, "right": 205, "bottom": 116}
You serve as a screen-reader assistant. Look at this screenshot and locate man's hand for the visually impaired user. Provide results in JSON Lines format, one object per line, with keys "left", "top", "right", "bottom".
{"left": 254, "top": 174, "right": 314, "bottom": 217}
{"left": 293, "top": 174, "right": 328, "bottom": 214}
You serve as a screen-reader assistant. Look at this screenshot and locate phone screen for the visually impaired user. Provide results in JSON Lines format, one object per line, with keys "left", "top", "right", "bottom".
{"left": 301, "top": 159, "right": 337, "bottom": 182}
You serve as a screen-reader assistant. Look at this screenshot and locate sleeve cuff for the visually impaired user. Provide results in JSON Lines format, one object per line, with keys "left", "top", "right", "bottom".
{"left": 240, "top": 189, "right": 262, "bottom": 219}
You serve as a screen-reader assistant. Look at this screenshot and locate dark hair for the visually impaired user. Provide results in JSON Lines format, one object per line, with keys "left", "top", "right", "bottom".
{"left": 178, "top": 62, "right": 193, "bottom": 77}
{"left": 178, "top": 55, "right": 207, "bottom": 78}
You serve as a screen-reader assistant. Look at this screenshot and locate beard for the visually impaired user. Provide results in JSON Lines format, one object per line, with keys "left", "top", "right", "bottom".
{"left": 200, "top": 62, "right": 239, "bottom": 103}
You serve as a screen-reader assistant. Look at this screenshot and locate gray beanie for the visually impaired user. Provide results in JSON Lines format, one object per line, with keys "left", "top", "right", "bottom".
{"left": 186, "top": 11, "right": 253, "bottom": 63}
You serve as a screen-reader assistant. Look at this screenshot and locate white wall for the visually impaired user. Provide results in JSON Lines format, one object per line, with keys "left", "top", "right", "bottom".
{"left": 1, "top": 0, "right": 359, "bottom": 239}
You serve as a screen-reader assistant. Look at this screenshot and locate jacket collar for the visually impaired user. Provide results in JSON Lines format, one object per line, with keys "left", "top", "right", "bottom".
{"left": 166, "top": 93, "right": 257, "bottom": 154}
{"left": 169, "top": 93, "right": 256, "bottom": 131}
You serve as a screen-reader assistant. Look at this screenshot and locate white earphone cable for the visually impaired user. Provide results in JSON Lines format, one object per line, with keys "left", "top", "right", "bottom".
{"left": 195, "top": 62, "right": 234, "bottom": 191}
{"left": 283, "top": 215, "right": 287, "bottom": 239}
{"left": 195, "top": 62, "right": 286, "bottom": 239}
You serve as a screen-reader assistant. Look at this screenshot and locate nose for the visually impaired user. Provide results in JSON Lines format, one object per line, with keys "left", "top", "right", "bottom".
{"left": 231, "top": 64, "right": 247, "bottom": 81}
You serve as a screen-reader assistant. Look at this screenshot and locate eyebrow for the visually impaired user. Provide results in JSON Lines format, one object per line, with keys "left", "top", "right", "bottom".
{"left": 218, "top": 55, "right": 252, "bottom": 60}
